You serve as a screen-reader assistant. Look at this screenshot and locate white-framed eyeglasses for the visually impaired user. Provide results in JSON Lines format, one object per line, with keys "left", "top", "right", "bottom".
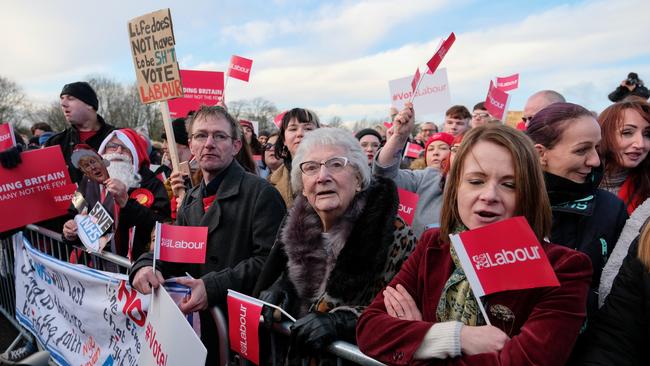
{"left": 299, "top": 157, "right": 349, "bottom": 176}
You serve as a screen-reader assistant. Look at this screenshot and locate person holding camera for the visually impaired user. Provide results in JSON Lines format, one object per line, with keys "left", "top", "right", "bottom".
{"left": 608, "top": 72, "right": 650, "bottom": 102}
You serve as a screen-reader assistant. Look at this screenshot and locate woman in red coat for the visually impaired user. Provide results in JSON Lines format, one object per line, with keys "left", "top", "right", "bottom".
{"left": 356, "top": 120, "right": 593, "bottom": 365}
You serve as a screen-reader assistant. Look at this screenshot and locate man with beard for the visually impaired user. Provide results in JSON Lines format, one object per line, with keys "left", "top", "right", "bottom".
{"left": 129, "top": 105, "right": 286, "bottom": 365}
{"left": 62, "top": 129, "right": 170, "bottom": 261}
{"left": 46, "top": 82, "right": 115, "bottom": 183}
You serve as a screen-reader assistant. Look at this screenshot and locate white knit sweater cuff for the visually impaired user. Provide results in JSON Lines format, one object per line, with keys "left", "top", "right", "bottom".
{"left": 413, "top": 321, "right": 463, "bottom": 360}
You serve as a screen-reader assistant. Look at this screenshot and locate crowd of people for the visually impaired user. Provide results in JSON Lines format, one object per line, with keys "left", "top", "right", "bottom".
{"left": 1, "top": 72, "right": 649, "bottom": 365}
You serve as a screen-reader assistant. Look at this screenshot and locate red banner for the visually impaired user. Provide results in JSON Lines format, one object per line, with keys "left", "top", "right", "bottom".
{"left": 397, "top": 188, "right": 418, "bottom": 226}
{"left": 228, "top": 55, "right": 253, "bottom": 82}
{"left": 0, "top": 123, "right": 15, "bottom": 150}
{"left": 411, "top": 68, "right": 421, "bottom": 92}
{"left": 426, "top": 32, "right": 456, "bottom": 75}
{"left": 168, "top": 70, "right": 225, "bottom": 118}
{"left": 273, "top": 111, "right": 286, "bottom": 129}
{"left": 0, "top": 146, "right": 76, "bottom": 232}
{"left": 450, "top": 216, "right": 559, "bottom": 297}
{"left": 485, "top": 80, "right": 510, "bottom": 120}
{"left": 496, "top": 73, "right": 519, "bottom": 92}
{"left": 227, "top": 290, "right": 263, "bottom": 365}
{"left": 404, "top": 142, "right": 423, "bottom": 159}
{"left": 155, "top": 223, "right": 208, "bottom": 263}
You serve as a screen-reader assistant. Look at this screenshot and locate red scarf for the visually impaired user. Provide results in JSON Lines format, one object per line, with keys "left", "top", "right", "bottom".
{"left": 619, "top": 177, "right": 642, "bottom": 214}
{"left": 202, "top": 195, "right": 216, "bottom": 212}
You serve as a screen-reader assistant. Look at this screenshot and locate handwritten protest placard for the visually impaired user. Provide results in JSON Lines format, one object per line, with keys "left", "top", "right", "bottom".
{"left": 168, "top": 70, "right": 225, "bottom": 118}
{"left": 0, "top": 122, "right": 16, "bottom": 150}
{"left": 0, "top": 146, "right": 76, "bottom": 232}
{"left": 139, "top": 286, "right": 206, "bottom": 366}
{"left": 128, "top": 8, "right": 183, "bottom": 104}
{"left": 389, "top": 68, "right": 451, "bottom": 115}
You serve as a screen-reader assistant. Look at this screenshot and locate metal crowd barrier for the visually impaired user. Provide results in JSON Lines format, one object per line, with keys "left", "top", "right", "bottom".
{"left": 2, "top": 225, "right": 385, "bottom": 366}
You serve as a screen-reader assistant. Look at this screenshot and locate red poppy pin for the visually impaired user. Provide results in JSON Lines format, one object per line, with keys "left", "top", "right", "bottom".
{"left": 129, "top": 188, "right": 154, "bottom": 208}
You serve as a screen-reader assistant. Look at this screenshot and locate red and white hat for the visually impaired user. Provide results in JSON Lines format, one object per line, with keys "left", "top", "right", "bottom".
{"left": 98, "top": 128, "right": 150, "bottom": 172}
{"left": 71, "top": 144, "right": 102, "bottom": 168}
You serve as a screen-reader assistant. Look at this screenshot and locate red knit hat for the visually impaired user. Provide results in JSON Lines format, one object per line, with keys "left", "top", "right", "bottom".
{"left": 424, "top": 132, "right": 454, "bottom": 165}
{"left": 98, "top": 128, "right": 150, "bottom": 171}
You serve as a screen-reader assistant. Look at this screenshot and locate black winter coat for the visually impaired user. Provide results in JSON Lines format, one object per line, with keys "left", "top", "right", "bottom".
{"left": 545, "top": 172, "right": 628, "bottom": 317}
{"left": 45, "top": 115, "right": 115, "bottom": 183}
{"left": 130, "top": 160, "right": 286, "bottom": 365}
{"left": 579, "top": 233, "right": 650, "bottom": 366}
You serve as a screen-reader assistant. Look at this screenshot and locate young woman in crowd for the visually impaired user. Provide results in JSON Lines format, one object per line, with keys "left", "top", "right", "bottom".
{"left": 526, "top": 102, "right": 628, "bottom": 317}
{"left": 579, "top": 218, "right": 650, "bottom": 365}
{"left": 270, "top": 108, "right": 320, "bottom": 208}
{"left": 598, "top": 100, "right": 650, "bottom": 214}
{"left": 424, "top": 132, "right": 454, "bottom": 170}
{"left": 256, "top": 128, "right": 416, "bottom": 363}
{"left": 355, "top": 128, "right": 383, "bottom": 166}
{"left": 240, "top": 119, "right": 264, "bottom": 155}
{"left": 357, "top": 123, "right": 592, "bottom": 365}
{"left": 258, "top": 132, "right": 282, "bottom": 179}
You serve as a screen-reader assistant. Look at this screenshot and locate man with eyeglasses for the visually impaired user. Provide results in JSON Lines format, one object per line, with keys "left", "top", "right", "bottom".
{"left": 470, "top": 102, "right": 493, "bottom": 128}
{"left": 518, "top": 90, "right": 566, "bottom": 130}
{"left": 129, "top": 105, "right": 286, "bottom": 365}
{"left": 46, "top": 82, "right": 115, "bottom": 183}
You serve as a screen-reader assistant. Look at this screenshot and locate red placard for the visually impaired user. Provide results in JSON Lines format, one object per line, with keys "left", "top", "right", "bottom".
{"left": 168, "top": 70, "right": 225, "bottom": 118}
{"left": 227, "top": 291, "right": 263, "bottom": 365}
{"left": 273, "top": 111, "right": 286, "bottom": 129}
{"left": 411, "top": 68, "right": 421, "bottom": 92}
{"left": 155, "top": 223, "right": 208, "bottom": 263}
{"left": 404, "top": 142, "right": 423, "bottom": 159}
{"left": 383, "top": 121, "right": 393, "bottom": 130}
{"left": 228, "top": 55, "right": 254, "bottom": 82}
{"left": 0, "top": 146, "right": 76, "bottom": 232}
{"left": 496, "top": 73, "right": 519, "bottom": 92}
{"left": 450, "top": 216, "right": 559, "bottom": 297}
{"left": 426, "top": 32, "right": 456, "bottom": 75}
{"left": 485, "top": 80, "right": 510, "bottom": 120}
{"left": 397, "top": 188, "right": 418, "bottom": 226}
{"left": 0, "top": 123, "right": 16, "bottom": 150}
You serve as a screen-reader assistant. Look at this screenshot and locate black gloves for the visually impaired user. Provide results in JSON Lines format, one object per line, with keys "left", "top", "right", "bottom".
{"left": 0, "top": 146, "right": 22, "bottom": 169}
{"left": 290, "top": 311, "right": 358, "bottom": 354}
{"left": 259, "top": 288, "right": 292, "bottom": 326}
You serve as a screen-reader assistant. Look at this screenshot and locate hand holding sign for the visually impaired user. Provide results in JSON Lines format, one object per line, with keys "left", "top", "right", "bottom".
{"left": 175, "top": 277, "right": 208, "bottom": 313}
{"left": 393, "top": 102, "right": 415, "bottom": 138}
{"left": 132, "top": 266, "right": 165, "bottom": 294}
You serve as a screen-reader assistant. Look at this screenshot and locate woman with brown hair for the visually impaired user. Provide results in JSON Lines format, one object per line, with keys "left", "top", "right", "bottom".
{"left": 579, "top": 218, "right": 650, "bottom": 365}
{"left": 270, "top": 108, "right": 320, "bottom": 208}
{"left": 598, "top": 100, "right": 650, "bottom": 214}
{"left": 357, "top": 122, "right": 592, "bottom": 365}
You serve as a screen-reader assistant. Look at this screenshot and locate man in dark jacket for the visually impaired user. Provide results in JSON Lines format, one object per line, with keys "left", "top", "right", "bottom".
{"left": 62, "top": 130, "right": 170, "bottom": 261}
{"left": 46, "top": 81, "right": 115, "bottom": 183}
{"left": 129, "top": 105, "right": 286, "bottom": 364}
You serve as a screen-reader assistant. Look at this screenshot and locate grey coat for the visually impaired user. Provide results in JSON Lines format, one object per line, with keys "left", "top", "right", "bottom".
{"left": 372, "top": 154, "right": 444, "bottom": 238}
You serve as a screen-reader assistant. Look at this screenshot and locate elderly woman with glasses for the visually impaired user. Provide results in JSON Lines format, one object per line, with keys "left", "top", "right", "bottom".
{"left": 254, "top": 128, "right": 416, "bottom": 362}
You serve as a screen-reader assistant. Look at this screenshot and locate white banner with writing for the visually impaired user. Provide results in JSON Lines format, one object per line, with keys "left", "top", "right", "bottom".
{"left": 389, "top": 68, "right": 451, "bottom": 115}
{"left": 12, "top": 234, "right": 194, "bottom": 366}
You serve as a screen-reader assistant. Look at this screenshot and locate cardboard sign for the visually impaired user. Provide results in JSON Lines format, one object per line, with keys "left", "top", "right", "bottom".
{"left": 227, "top": 290, "right": 264, "bottom": 365}
{"left": 496, "top": 73, "right": 519, "bottom": 92}
{"left": 75, "top": 202, "right": 114, "bottom": 252}
{"left": 0, "top": 122, "right": 16, "bottom": 150}
{"left": 404, "top": 142, "right": 424, "bottom": 159}
{"left": 139, "top": 286, "right": 207, "bottom": 366}
{"left": 485, "top": 80, "right": 510, "bottom": 120}
{"left": 128, "top": 8, "right": 183, "bottom": 104}
{"left": 228, "top": 55, "right": 253, "bottom": 82}
{"left": 426, "top": 32, "right": 456, "bottom": 75}
{"left": 0, "top": 147, "right": 76, "bottom": 232}
{"left": 273, "top": 111, "right": 286, "bottom": 129}
{"left": 389, "top": 68, "right": 451, "bottom": 116}
{"left": 411, "top": 68, "right": 421, "bottom": 92}
{"left": 397, "top": 188, "right": 418, "bottom": 226}
{"left": 450, "top": 216, "right": 559, "bottom": 297}
{"left": 168, "top": 70, "right": 225, "bottom": 118}
{"left": 154, "top": 222, "right": 208, "bottom": 263}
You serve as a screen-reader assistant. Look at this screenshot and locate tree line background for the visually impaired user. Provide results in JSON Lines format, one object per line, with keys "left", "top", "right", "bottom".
{"left": 1, "top": 75, "right": 385, "bottom": 141}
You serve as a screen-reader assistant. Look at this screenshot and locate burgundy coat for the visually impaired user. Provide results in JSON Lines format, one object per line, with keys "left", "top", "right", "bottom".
{"left": 356, "top": 229, "right": 592, "bottom": 365}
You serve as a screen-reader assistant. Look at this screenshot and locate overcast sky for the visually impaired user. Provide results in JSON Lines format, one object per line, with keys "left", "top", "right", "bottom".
{"left": 2, "top": 0, "right": 649, "bottom": 125}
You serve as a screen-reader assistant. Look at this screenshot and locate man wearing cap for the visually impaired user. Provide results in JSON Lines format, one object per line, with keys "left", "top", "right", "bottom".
{"left": 46, "top": 81, "right": 115, "bottom": 183}
{"left": 62, "top": 129, "right": 170, "bottom": 260}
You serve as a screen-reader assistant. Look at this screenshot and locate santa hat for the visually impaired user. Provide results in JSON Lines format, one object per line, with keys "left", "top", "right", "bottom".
{"left": 71, "top": 144, "right": 103, "bottom": 168}
{"left": 98, "top": 128, "right": 150, "bottom": 171}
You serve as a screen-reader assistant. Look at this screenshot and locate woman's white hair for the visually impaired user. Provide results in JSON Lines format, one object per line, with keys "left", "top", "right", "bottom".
{"left": 291, "top": 128, "right": 371, "bottom": 194}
